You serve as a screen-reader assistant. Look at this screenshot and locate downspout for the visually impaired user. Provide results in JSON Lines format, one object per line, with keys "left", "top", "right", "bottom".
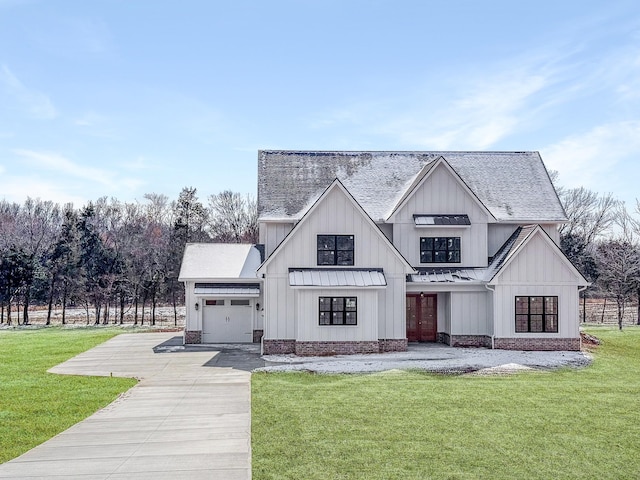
{"left": 578, "top": 285, "right": 589, "bottom": 326}
{"left": 485, "top": 284, "right": 496, "bottom": 349}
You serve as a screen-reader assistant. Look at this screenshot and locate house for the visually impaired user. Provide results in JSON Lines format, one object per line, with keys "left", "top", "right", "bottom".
{"left": 179, "top": 151, "right": 589, "bottom": 355}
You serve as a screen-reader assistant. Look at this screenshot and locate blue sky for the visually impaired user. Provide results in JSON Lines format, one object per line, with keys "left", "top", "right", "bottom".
{"left": 1, "top": 0, "right": 639, "bottom": 208}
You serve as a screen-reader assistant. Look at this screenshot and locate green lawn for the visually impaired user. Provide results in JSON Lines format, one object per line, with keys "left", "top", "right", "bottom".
{"left": 252, "top": 327, "right": 640, "bottom": 480}
{"left": 0, "top": 328, "right": 137, "bottom": 464}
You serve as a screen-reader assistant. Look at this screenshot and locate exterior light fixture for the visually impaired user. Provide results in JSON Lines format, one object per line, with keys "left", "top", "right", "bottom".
{"left": 195, "top": 302, "right": 199, "bottom": 311}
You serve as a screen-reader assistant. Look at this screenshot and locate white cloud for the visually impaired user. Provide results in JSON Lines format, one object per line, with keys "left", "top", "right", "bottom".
{"left": 6, "top": 150, "right": 150, "bottom": 204}
{"left": 541, "top": 121, "right": 640, "bottom": 190}
{"left": 394, "top": 74, "right": 549, "bottom": 150}
{"left": 0, "top": 65, "right": 57, "bottom": 120}
{"left": 13, "top": 149, "right": 115, "bottom": 187}
{"left": 0, "top": 172, "right": 86, "bottom": 206}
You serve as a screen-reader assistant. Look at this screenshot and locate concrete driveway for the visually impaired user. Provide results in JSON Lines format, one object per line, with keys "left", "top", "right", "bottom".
{"left": 0, "top": 332, "right": 251, "bottom": 480}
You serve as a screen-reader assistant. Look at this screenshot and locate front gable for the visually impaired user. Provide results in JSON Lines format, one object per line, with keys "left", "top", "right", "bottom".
{"left": 489, "top": 227, "right": 588, "bottom": 286}
{"left": 388, "top": 159, "right": 492, "bottom": 267}
{"left": 387, "top": 158, "right": 493, "bottom": 224}
{"left": 258, "top": 179, "right": 413, "bottom": 276}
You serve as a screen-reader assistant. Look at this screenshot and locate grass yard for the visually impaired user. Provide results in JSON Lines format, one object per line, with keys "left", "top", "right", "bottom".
{"left": 0, "top": 328, "right": 137, "bottom": 464}
{"left": 252, "top": 327, "right": 640, "bottom": 480}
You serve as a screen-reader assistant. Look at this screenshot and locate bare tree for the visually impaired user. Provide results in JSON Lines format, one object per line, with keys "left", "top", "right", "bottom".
{"left": 207, "top": 191, "right": 258, "bottom": 243}
{"left": 595, "top": 205, "right": 640, "bottom": 330}
{"left": 558, "top": 187, "right": 618, "bottom": 244}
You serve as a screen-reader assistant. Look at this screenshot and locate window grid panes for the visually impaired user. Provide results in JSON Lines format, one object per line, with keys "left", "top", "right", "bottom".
{"left": 317, "top": 235, "right": 354, "bottom": 266}
{"left": 515, "top": 296, "right": 558, "bottom": 333}
{"left": 420, "top": 237, "right": 461, "bottom": 263}
{"left": 319, "top": 296, "right": 357, "bottom": 325}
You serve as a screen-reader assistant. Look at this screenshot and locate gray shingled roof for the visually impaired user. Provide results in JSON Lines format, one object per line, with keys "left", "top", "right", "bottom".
{"left": 258, "top": 151, "right": 567, "bottom": 222}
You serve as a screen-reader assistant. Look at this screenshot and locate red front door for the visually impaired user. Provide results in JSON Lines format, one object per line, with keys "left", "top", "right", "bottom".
{"left": 406, "top": 294, "right": 437, "bottom": 342}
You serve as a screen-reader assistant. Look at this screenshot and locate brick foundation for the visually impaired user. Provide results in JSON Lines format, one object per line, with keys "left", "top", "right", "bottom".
{"left": 263, "top": 339, "right": 296, "bottom": 354}
{"left": 253, "top": 329, "right": 264, "bottom": 343}
{"left": 494, "top": 337, "right": 581, "bottom": 351}
{"left": 184, "top": 330, "right": 202, "bottom": 344}
{"left": 438, "top": 332, "right": 451, "bottom": 345}
{"left": 450, "top": 335, "right": 492, "bottom": 348}
{"left": 378, "top": 338, "right": 408, "bottom": 352}
{"left": 295, "top": 341, "right": 380, "bottom": 356}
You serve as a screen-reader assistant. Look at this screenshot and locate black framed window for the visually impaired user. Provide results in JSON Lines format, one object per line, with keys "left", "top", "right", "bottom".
{"left": 420, "top": 237, "right": 461, "bottom": 263}
{"left": 319, "top": 297, "right": 357, "bottom": 325}
{"left": 317, "top": 235, "right": 354, "bottom": 266}
{"left": 515, "top": 296, "right": 558, "bottom": 333}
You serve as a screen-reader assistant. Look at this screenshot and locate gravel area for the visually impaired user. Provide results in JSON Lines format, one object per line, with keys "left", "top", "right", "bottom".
{"left": 258, "top": 343, "right": 592, "bottom": 374}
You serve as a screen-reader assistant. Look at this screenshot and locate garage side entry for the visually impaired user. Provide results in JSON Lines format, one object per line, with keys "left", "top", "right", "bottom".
{"left": 179, "top": 244, "right": 264, "bottom": 344}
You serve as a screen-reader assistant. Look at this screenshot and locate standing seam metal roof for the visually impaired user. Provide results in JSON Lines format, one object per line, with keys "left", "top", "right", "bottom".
{"left": 289, "top": 268, "right": 387, "bottom": 287}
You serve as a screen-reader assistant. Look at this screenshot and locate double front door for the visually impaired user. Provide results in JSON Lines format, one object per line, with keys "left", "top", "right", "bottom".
{"left": 406, "top": 294, "right": 437, "bottom": 342}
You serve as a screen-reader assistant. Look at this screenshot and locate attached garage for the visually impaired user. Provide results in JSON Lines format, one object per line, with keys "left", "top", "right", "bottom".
{"left": 203, "top": 299, "right": 254, "bottom": 343}
{"left": 178, "top": 244, "right": 264, "bottom": 345}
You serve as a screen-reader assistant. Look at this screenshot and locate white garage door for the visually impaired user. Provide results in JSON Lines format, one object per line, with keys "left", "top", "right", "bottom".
{"left": 202, "top": 299, "right": 253, "bottom": 343}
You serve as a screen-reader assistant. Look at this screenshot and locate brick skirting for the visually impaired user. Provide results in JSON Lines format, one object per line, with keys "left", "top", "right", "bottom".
{"left": 450, "top": 335, "right": 492, "bottom": 348}
{"left": 263, "top": 339, "right": 296, "bottom": 354}
{"left": 184, "top": 330, "right": 201, "bottom": 344}
{"left": 253, "top": 329, "right": 264, "bottom": 343}
{"left": 378, "top": 338, "right": 408, "bottom": 352}
{"left": 263, "top": 339, "right": 408, "bottom": 356}
{"left": 438, "top": 332, "right": 451, "bottom": 345}
{"left": 295, "top": 341, "right": 380, "bottom": 356}
{"left": 494, "top": 337, "right": 581, "bottom": 351}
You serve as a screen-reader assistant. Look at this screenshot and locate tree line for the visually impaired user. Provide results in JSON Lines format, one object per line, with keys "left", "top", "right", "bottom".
{"left": 2, "top": 176, "right": 640, "bottom": 330}
{"left": 0, "top": 188, "right": 257, "bottom": 326}
{"left": 553, "top": 174, "right": 640, "bottom": 330}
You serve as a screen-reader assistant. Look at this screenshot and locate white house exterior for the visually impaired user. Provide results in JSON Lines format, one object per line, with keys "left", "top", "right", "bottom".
{"left": 180, "top": 151, "right": 589, "bottom": 355}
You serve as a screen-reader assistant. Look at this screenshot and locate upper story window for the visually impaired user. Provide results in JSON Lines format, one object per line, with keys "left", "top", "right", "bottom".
{"left": 420, "top": 237, "right": 461, "bottom": 263}
{"left": 515, "top": 296, "right": 558, "bottom": 333}
{"left": 317, "top": 235, "right": 354, "bottom": 266}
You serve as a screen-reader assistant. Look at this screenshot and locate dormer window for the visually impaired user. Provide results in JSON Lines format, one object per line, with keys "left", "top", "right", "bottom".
{"left": 317, "top": 235, "right": 354, "bottom": 266}
{"left": 420, "top": 237, "right": 461, "bottom": 263}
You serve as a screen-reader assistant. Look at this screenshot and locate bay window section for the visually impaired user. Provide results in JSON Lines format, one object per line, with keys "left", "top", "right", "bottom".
{"left": 319, "top": 296, "right": 357, "bottom": 325}
{"left": 515, "top": 296, "right": 558, "bottom": 333}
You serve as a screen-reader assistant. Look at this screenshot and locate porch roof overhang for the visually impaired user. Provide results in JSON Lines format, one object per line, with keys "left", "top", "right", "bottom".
{"left": 408, "top": 268, "right": 487, "bottom": 284}
{"left": 289, "top": 268, "right": 387, "bottom": 288}
{"left": 413, "top": 214, "right": 471, "bottom": 227}
{"left": 193, "top": 282, "right": 261, "bottom": 297}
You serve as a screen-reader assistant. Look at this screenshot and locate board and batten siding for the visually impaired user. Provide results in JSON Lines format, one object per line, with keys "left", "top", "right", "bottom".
{"left": 296, "top": 289, "right": 378, "bottom": 342}
{"left": 261, "top": 185, "right": 409, "bottom": 342}
{"left": 449, "top": 291, "right": 492, "bottom": 336}
{"left": 491, "top": 232, "right": 582, "bottom": 339}
{"left": 260, "top": 222, "right": 294, "bottom": 258}
{"left": 437, "top": 292, "right": 451, "bottom": 334}
{"left": 184, "top": 281, "right": 200, "bottom": 332}
{"left": 392, "top": 163, "right": 490, "bottom": 267}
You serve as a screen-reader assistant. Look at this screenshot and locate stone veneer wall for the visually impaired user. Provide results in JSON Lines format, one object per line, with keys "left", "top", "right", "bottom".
{"left": 450, "top": 335, "right": 492, "bottom": 348}
{"left": 494, "top": 337, "right": 581, "bottom": 351}
{"left": 184, "top": 330, "right": 202, "bottom": 344}
{"left": 253, "top": 330, "right": 264, "bottom": 343}
{"left": 378, "top": 339, "right": 408, "bottom": 352}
